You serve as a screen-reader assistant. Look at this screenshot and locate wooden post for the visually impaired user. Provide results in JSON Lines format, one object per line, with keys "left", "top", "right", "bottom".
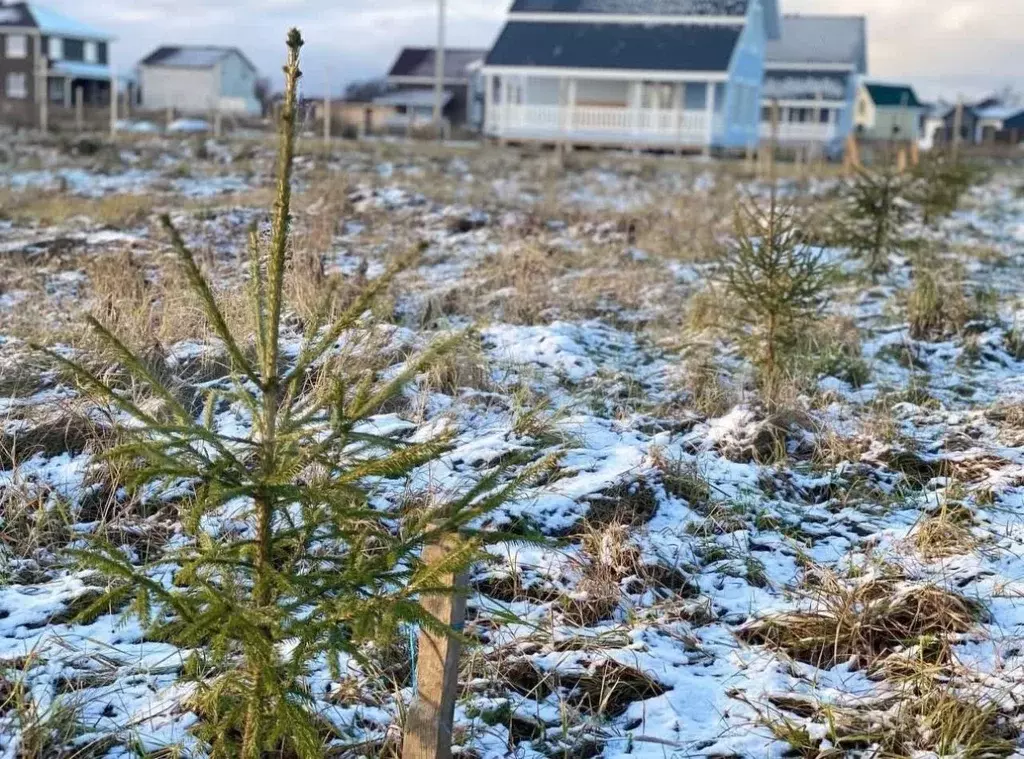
{"left": 952, "top": 97, "right": 964, "bottom": 157}
{"left": 37, "top": 55, "right": 49, "bottom": 133}
{"left": 324, "top": 68, "right": 332, "bottom": 148}
{"left": 74, "top": 86, "right": 83, "bottom": 131}
{"left": 109, "top": 65, "right": 118, "bottom": 137}
{"left": 402, "top": 538, "right": 467, "bottom": 759}
{"left": 767, "top": 98, "right": 779, "bottom": 181}
{"left": 214, "top": 109, "right": 223, "bottom": 138}
{"left": 896, "top": 146, "right": 908, "bottom": 173}
{"left": 166, "top": 105, "right": 174, "bottom": 129}
{"left": 910, "top": 139, "right": 920, "bottom": 167}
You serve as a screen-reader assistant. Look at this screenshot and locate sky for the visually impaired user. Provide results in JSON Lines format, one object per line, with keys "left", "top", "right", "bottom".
{"left": 47, "top": 0, "right": 1024, "bottom": 103}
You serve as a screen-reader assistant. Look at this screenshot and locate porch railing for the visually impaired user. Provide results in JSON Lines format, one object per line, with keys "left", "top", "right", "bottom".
{"left": 486, "top": 104, "right": 713, "bottom": 146}
{"left": 759, "top": 121, "right": 838, "bottom": 143}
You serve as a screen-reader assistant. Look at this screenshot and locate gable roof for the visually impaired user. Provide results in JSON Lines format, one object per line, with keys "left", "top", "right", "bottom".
{"left": 766, "top": 15, "right": 866, "bottom": 72}
{"left": 141, "top": 46, "right": 256, "bottom": 73}
{"left": 865, "top": 83, "right": 923, "bottom": 109}
{"left": 509, "top": 0, "right": 748, "bottom": 14}
{"left": 387, "top": 47, "right": 486, "bottom": 81}
{"left": 0, "top": 2, "right": 111, "bottom": 39}
{"left": 486, "top": 21, "right": 741, "bottom": 72}
{"left": 506, "top": 0, "right": 779, "bottom": 38}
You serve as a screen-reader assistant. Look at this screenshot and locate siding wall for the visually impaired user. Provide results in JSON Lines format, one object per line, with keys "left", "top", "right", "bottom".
{"left": 0, "top": 30, "right": 39, "bottom": 125}
{"left": 140, "top": 65, "right": 218, "bottom": 112}
{"left": 864, "top": 107, "right": 921, "bottom": 141}
{"left": 719, "top": 0, "right": 766, "bottom": 148}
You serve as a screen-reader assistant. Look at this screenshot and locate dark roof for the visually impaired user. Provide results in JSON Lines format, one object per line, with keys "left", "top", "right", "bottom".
{"left": 509, "top": 0, "right": 748, "bottom": 14}
{"left": 766, "top": 15, "right": 866, "bottom": 72}
{"left": 486, "top": 21, "right": 741, "bottom": 72}
{"left": 141, "top": 46, "right": 257, "bottom": 73}
{"left": 0, "top": 2, "right": 33, "bottom": 27}
{"left": 865, "top": 83, "right": 923, "bottom": 108}
{"left": 387, "top": 47, "right": 486, "bottom": 81}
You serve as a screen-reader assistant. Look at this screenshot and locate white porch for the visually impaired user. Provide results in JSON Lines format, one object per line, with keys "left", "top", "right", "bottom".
{"left": 483, "top": 71, "right": 734, "bottom": 149}
{"left": 759, "top": 101, "right": 844, "bottom": 144}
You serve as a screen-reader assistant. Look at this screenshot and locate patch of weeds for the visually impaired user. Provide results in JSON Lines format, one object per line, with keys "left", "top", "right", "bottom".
{"left": 584, "top": 480, "right": 659, "bottom": 528}
{"left": 905, "top": 264, "right": 995, "bottom": 341}
{"left": 651, "top": 449, "right": 711, "bottom": 507}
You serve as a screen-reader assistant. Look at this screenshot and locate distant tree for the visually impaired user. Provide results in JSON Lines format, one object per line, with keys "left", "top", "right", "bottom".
{"left": 344, "top": 78, "right": 392, "bottom": 103}
{"left": 254, "top": 76, "right": 273, "bottom": 116}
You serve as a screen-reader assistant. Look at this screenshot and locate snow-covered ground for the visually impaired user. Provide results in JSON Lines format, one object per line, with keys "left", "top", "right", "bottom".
{"left": 2, "top": 137, "right": 1024, "bottom": 758}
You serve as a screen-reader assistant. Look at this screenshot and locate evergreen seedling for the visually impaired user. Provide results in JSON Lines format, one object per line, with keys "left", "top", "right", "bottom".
{"left": 839, "top": 166, "right": 914, "bottom": 280}
{"left": 37, "top": 31, "right": 548, "bottom": 759}
{"left": 719, "top": 190, "right": 833, "bottom": 389}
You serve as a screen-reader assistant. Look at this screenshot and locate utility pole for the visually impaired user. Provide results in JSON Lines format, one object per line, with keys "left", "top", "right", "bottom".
{"left": 433, "top": 0, "right": 446, "bottom": 140}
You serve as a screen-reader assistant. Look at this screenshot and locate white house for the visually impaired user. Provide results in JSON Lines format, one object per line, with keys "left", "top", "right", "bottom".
{"left": 480, "top": 0, "right": 781, "bottom": 151}
{"left": 760, "top": 14, "right": 866, "bottom": 148}
{"left": 138, "top": 46, "right": 260, "bottom": 116}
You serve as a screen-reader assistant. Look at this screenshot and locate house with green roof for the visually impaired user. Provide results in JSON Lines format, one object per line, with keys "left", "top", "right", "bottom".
{"left": 854, "top": 82, "right": 925, "bottom": 141}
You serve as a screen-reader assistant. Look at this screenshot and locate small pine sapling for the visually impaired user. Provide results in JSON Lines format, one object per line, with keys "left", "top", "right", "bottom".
{"left": 839, "top": 166, "right": 914, "bottom": 280}
{"left": 36, "top": 31, "right": 549, "bottom": 759}
{"left": 910, "top": 154, "right": 983, "bottom": 225}
{"left": 719, "top": 191, "right": 833, "bottom": 390}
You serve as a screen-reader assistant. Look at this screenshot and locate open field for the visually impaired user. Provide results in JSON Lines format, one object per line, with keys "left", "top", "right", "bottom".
{"left": 3, "top": 128, "right": 1024, "bottom": 758}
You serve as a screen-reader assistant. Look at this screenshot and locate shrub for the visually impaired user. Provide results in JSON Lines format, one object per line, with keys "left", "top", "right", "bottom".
{"left": 37, "top": 32, "right": 545, "bottom": 758}
{"left": 718, "top": 192, "right": 834, "bottom": 389}
{"left": 838, "top": 166, "right": 914, "bottom": 280}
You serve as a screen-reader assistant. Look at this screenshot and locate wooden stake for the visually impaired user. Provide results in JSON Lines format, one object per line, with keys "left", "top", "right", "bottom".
{"left": 403, "top": 538, "right": 468, "bottom": 759}
{"left": 109, "top": 64, "right": 118, "bottom": 137}
{"left": 896, "top": 146, "right": 908, "bottom": 173}
{"left": 910, "top": 140, "right": 920, "bottom": 167}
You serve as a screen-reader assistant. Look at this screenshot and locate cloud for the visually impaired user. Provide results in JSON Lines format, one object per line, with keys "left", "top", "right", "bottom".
{"left": 41, "top": 0, "right": 1024, "bottom": 101}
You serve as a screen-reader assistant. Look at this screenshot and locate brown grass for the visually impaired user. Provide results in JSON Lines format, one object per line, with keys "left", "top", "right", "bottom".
{"left": 739, "top": 567, "right": 984, "bottom": 669}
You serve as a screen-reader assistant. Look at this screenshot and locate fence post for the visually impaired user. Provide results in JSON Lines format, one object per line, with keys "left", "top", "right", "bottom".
{"left": 109, "top": 65, "right": 118, "bottom": 137}
{"left": 402, "top": 537, "right": 468, "bottom": 759}
{"left": 74, "top": 86, "right": 83, "bottom": 132}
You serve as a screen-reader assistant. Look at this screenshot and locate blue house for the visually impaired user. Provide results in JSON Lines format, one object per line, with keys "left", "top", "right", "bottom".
{"left": 480, "top": 0, "right": 781, "bottom": 151}
{"left": 760, "top": 14, "right": 867, "bottom": 150}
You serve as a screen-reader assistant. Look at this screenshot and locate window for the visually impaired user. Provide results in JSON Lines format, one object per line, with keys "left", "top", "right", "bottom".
{"left": 819, "top": 108, "right": 831, "bottom": 124}
{"left": 6, "top": 72, "right": 27, "bottom": 99}
{"left": 84, "top": 40, "right": 98, "bottom": 63}
{"left": 5, "top": 33, "right": 27, "bottom": 59}
{"left": 48, "top": 36, "right": 62, "bottom": 60}
{"left": 49, "top": 77, "right": 64, "bottom": 102}
{"left": 761, "top": 106, "right": 773, "bottom": 123}
{"left": 683, "top": 82, "right": 707, "bottom": 110}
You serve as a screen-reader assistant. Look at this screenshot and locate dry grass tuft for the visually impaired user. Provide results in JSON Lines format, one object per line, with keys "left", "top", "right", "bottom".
{"left": 739, "top": 567, "right": 984, "bottom": 669}
{"left": 909, "top": 503, "right": 978, "bottom": 559}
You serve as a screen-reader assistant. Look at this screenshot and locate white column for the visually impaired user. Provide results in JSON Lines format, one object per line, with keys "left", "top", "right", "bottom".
{"left": 483, "top": 73, "right": 493, "bottom": 134}
{"left": 674, "top": 82, "right": 684, "bottom": 146}
{"left": 629, "top": 81, "right": 640, "bottom": 136}
{"left": 567, "top": 77, "right": 577, "bottom": 134}
{"left": 705, "top": 81, "right": 716, "bottom": 153}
